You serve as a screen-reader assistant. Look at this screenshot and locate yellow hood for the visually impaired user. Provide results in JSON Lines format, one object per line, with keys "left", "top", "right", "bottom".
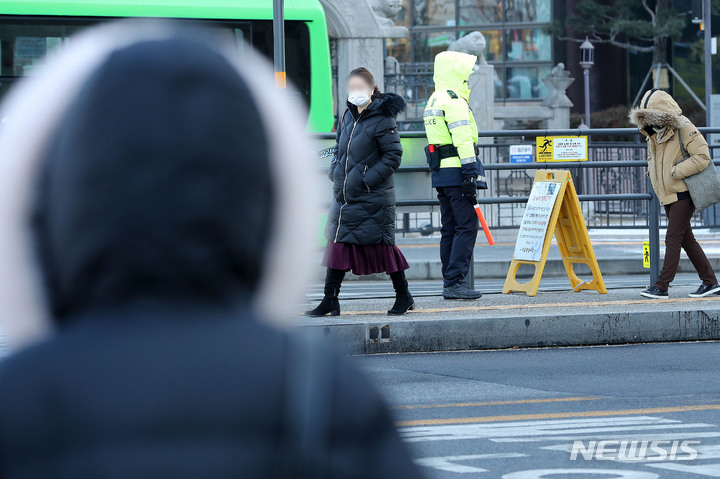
{"left": 433, "top": 51, "right": 477, "bottom": 100}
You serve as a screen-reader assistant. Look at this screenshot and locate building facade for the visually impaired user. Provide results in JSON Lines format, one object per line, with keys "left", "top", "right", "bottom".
{"left": 321, "top": 0, "right": 717, "bottom": 130}
{"left": 386, "top": 0, "right": 554, "bottom": 103}
{"left": 321, "top": 0, "right": 564, "bottom": 130}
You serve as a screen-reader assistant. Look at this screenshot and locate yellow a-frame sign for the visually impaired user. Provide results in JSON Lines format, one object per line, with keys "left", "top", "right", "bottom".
{"left": 503, "top": 170, "right": 607, "bottom": 297}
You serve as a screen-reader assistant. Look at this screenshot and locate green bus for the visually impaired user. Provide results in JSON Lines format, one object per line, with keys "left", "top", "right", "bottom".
{"left": 0, "top": 0, "right": 334, "bottom": 131}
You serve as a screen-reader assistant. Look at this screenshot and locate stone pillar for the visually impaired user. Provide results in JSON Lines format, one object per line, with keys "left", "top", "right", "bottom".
{"left": 319, "top": 0, "right": 408, "bottom": 119}
{"left": 468, "top": 64, "right": 495, "bottom": 144}
{"left": 541, "top": 63, "right": 575, "bottom": 130}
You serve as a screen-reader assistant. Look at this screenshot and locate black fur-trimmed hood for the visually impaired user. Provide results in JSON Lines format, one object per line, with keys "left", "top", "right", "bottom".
{"left": 629, "top": 89, "right": 684, "bottom": 129}
{"left": 348, "top": 92, "right": 406, "bottom": 119}
{"left": 376, "top": 92, "right": 406, "bottom": 117}
{"left": 0, "top": 22, "right": 320, "bottom": 350}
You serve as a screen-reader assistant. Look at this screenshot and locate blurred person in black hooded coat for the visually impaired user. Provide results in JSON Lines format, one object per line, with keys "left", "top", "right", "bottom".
{"left": 0, "top": 22, "right": 422, "bottom": 479}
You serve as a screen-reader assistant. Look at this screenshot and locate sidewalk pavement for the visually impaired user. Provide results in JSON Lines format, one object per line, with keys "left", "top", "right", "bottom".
{"left": 299, "top": 274, "right": 720, "bottom": 355}
{"left": 324, "top": 229, "right": 720, "bottom": 281}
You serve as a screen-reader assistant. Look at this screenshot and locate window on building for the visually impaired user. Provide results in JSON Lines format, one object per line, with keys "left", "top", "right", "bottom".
{"left": 506, "top": 65, "right": 550, "bottom": 99}
{"left": 505, "top": 28, "right": 551, "bottom": 62}
{"left": 385, "top": 0, "right": 554, "bottom": 108}
{"left": 415, "top": 0, "right": 457, "bottom": 27}
{"left": 504, "top": 0, "right": 552, "bottom": 23}
{"left": 459, "top": 0, "right": 502, "bottom": 25}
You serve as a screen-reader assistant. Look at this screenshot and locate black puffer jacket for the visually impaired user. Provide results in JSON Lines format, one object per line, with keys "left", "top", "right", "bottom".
{"left": 326, "top": 93, "right": 405, "bottom": 245}
{"left": 0, "top": 27, "right": 422, "bottom": 479}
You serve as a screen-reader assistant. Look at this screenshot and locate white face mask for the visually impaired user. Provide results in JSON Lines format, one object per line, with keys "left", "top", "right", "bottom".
{"left": 348, "top": 90, "right": 371, "bottom": 107}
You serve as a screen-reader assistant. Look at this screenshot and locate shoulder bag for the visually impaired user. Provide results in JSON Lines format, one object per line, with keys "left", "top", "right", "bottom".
{"left": 677, "top": 128, "right": 720, "bottom": 213}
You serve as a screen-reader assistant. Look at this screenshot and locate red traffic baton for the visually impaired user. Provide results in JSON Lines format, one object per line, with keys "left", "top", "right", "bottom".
{"left": 473, "top": 202, "right": 495, "bottom": 246}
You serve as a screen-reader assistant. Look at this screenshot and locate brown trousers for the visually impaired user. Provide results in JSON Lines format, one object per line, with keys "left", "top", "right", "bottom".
{"left": 656, "top": 198, "right": 717, "bottom": 290}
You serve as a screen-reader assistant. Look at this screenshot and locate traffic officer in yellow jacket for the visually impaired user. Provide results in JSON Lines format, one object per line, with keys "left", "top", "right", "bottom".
{"left": 424, "top": 51, "right": 484, "bottom": 300}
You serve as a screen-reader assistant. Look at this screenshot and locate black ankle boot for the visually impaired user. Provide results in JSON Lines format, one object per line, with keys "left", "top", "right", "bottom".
{"left": 305, "top": 288, "right": 340, "bottom": 317}
{"left": 388, "top": 271, "right": 415, "bottom": 316}
{"left": 305, "top": 268, "right": 345, "bottom": 317}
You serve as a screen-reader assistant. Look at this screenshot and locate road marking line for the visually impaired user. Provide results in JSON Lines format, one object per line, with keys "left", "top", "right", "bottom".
{"left": 395, "top": 396, "right": 602, "bottom": 410}
{"left": 415, "top": 453, "right": 527, "bottom": 473}
{"left": 342, "top": 296, "right": 720, "bottom": 316}
{"left": 647, "top": 462, "right": 720, "bottom": 477}
{"left": 400, "top": 417, "right": 678, "bottom": 437}
{"left": 492, "top": 426, "right": 719, "bottom": 442}
{"left": 504, "top": 468, "right": 659, "bottom": 478}
{"left": 400, "top": 417, "right": 706, "bottom": 442}
{"left": 400, "top": 242, "right": 516, "bottom": 248}
{"left": 396, "top": 404, "right": 720, "bottom": 427}
{"left": 397, "top": 240, "right": 720, "bottom": 249}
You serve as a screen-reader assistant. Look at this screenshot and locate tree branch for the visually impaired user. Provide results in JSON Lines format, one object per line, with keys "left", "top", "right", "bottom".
{"left": 641, "top": 0, "right": 656, "bottom": 23}
{"left": 556, "top": 36, "right": 586, "bottom": 44}
{"left": 556, "top": 35, "right": 654, "bottom": 53}
{"left": 609, "top": 40, "right": 654, "bottom": 52}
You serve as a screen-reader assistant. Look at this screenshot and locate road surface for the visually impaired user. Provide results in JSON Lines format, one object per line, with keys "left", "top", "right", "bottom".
{"left": 357, "top": 342, "right": 720, "bottom": 478}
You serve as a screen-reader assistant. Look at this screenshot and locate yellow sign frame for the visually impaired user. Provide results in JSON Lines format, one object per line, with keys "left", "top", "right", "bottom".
{"left": 536, "top": 136, "right": 588, "bottom": 162}
{"left": 503, "top": 170, "right": 607, "bottom": 297}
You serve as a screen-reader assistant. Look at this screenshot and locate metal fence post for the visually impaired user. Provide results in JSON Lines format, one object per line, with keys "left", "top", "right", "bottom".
{"left": 647, "top": 178, "right": 661, "bottom": 286}
{"left": 272, "top": 0, "right": 286, "bottom": 89}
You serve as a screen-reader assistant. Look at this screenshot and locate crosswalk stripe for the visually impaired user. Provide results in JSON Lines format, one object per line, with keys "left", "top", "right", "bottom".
{"left": 401, "top": 416, "right": 717, "bottom": 443}
{"left": 491, "top": 424, "right": 716, "bottom": 441}
{"left": 415, "top": 453, "right": 527, "bottom": 474}
{"left": 492, "top": 431, "right": 720, "bottom": 444}
{"left": 647, "top": 463, "right": 720, "bottom": 477}
{"left": 402, "top": 417, "right": 681, "bottom": 437}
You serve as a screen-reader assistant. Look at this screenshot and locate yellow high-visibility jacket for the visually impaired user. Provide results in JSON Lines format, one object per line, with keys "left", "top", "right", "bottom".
{"left": 424, "top": 51, "right": 479, "bottom": 187}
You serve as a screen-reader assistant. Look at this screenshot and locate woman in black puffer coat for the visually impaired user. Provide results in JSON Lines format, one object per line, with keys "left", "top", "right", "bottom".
{"left": 306, "top": 68, "right": 413, "bottom": 317}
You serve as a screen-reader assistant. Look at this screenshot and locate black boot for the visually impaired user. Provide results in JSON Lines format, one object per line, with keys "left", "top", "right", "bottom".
{"left": 388, "top": 271, "right": 414, "bottom": 316}
{"left": 305, "top": 268, "right": 345, "bottom": 317}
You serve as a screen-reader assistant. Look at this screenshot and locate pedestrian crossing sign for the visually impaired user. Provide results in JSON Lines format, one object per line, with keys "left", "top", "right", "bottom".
{"left": 643, "top": 241, "right": 651, "bottom": 269}
{"left": 536, "top": 136, "right": 588, "bottom": 162}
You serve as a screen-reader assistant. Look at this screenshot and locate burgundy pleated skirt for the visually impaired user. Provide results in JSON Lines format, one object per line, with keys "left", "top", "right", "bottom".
{"left": 323, "top": 242, "right": 409, "bottom": 275}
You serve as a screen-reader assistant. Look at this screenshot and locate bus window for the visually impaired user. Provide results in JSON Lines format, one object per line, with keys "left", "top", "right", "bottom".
{"left": 0, "top": 18, "right": 311, "bottom": 109}
{"left": 0, "top": 20, "right": 86, "bottom": 103}
{"left": 1, "top": 21, "right": 84, "bottom": 77}
{"left": 245, "top": 21, "right": 311, "bottom": 109}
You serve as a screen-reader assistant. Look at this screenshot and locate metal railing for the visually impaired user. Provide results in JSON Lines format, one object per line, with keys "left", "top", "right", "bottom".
{"left": 314, "top": 127, "right": 720, "bottom": 287}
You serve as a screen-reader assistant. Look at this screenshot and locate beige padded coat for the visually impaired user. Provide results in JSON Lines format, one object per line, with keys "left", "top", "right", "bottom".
{"left": 629, "top": 90, "right": 711, "bottom": 205}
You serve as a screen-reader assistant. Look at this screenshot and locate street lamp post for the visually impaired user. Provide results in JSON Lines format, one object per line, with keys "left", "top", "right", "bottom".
{"left": 704, "top": 0, "right": 712, "bottom": 127}
{"left": 579, "top": 37, "right": 595, "bottom": 128}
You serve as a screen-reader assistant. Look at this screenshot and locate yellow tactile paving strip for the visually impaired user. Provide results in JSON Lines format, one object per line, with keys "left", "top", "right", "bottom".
{"left": 341, "top": 296, "right": 720, "bottom": 317}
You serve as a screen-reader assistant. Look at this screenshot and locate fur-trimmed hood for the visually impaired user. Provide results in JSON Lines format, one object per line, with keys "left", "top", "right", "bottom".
{"left": 376, "top": 92, "right": 406, "bottom": 117}
{"left": 629, "top": 89, "right": 684, "bottom": 129}
{"left": 347, "top": 92, "right": 406, "bottom": 119}
{"left": 0, "top": 22, "right": 321, "bottom": 352}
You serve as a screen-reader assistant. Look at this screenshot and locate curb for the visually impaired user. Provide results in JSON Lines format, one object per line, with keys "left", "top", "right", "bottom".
{"left": 305, "top": 308, "right": 720, "bottom": 355}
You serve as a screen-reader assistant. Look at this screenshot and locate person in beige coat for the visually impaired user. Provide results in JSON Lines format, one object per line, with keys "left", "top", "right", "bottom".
{"left": 629, "top": 89, "right": 720, "bottom": 299}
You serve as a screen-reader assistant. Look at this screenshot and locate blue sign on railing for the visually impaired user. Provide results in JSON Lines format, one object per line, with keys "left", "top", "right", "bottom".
{"left": 510, "top": 144, "right": 533, "bottom": 163}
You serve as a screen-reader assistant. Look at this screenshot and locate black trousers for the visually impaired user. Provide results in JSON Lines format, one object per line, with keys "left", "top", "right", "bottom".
{"left": 437, "top": 186, "right": 478, "bottom": 288}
